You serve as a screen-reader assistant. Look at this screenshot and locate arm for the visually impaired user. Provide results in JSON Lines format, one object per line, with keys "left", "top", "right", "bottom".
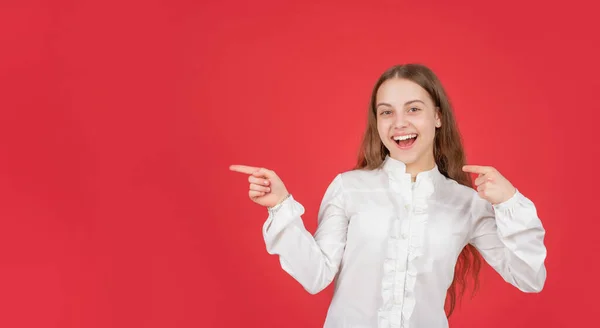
{"left": 469, "top": 190, "right": 547, "bottom": 292}
{"left": 262, "top": 174, "right": 349, "bottom": 294}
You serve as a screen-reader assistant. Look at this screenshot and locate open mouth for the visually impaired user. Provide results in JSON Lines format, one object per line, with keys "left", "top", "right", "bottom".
{"left": 393, "top": 134, "right": 418, "bottom": 149}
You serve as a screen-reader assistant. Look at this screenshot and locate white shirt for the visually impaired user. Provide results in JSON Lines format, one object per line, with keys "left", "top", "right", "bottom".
{"left": 262, "top": 156, "right": 547, "bottom": 328}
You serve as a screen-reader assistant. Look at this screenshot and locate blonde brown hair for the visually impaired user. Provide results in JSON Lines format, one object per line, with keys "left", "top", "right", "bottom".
{"left": 355, "top": 63, "right": 482, "bottom": 317}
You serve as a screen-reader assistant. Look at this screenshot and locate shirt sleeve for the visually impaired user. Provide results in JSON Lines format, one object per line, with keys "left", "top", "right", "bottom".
{"left": 262, "top": 173, "right": 349, "bottom": 294}
{"left": 468, "top": 189, "right": 547, "bottom": 292}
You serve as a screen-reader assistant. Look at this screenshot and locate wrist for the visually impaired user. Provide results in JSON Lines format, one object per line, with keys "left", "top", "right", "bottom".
{"left": 268, "top": 193, "right": 291, "bottom": 212}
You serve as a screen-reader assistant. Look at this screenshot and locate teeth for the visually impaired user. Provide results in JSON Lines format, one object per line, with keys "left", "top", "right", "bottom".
{"left": 393, "top": 134, "right": 417, "bottom": 141}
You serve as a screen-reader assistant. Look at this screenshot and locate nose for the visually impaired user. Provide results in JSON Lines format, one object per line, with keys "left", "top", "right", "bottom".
{"left": 393, "top": 112, "right": 408, "bottom": 129}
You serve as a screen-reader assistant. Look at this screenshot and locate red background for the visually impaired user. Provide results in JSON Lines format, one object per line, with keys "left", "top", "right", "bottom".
{"left": 1, "top": 0, "right": 598, "bottom": 327}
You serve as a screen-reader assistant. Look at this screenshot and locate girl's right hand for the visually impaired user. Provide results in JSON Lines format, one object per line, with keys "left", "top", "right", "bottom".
{"left": 229, "top": 164, "right": 290, "bottom": 208}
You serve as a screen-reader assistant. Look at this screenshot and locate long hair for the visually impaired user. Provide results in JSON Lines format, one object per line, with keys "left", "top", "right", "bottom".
{"left": 355, "top": 63, "right": 482, "bottom": 318}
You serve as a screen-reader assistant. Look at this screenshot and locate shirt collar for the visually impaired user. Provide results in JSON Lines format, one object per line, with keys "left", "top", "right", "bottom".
{"left": 381, "top": 155, "right": 441, "bottom": 184}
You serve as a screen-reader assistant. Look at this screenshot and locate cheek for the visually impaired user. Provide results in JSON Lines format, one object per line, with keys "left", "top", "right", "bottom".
{"left": 413, "top": 116, "right": 436, "bottom": 134}
{"left": 377, "top": 120, "right": 390, "bottom": 137}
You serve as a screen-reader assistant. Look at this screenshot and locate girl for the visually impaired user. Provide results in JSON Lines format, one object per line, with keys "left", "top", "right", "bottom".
{"left": 230, "top": 63, "right": 547, "bottom": 328}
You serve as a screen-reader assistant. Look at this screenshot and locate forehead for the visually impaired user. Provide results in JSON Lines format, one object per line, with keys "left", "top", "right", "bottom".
{"left": 376, "top": 78, "right": 433, "bottom": 105}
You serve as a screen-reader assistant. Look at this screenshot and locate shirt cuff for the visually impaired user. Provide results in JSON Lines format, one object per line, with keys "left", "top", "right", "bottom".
{"left": 492, "top": 189, "right": 522, "bottom": 211}
{"left": 263, "top": 195, "right": 305, "bottom": 237}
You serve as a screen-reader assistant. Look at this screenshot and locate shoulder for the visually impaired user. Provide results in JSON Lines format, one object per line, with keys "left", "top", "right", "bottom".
{"left": 435, "top": 175, "right": 475, "bottom": 200}
{"left": 317, "top": 168, "right": 384, "bottom": 208}
{"left": 434, "top": 175, "right": 488, "bottom": 214}
{"left": 319, "top": 168, "right": 388, "bottom": 198}
{"left": 337, "top": 167, "right": 388, "bottom": 190}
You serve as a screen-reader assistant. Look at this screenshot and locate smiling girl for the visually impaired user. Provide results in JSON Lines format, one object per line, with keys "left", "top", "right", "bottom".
{"left": 230, "top": 63, "right": 547, "bottom": 328}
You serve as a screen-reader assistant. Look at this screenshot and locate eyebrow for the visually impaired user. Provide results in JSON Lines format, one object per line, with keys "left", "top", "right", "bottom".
{"left": 375, "top": 100, "right": 426, "bottom": 109}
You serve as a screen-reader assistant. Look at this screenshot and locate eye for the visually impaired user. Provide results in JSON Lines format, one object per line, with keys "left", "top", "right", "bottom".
{"left": 380, "top": 110, "right": 393, "bottom": 116}
{"left": 408, "top": 107, "right": 421, "bottom": 113}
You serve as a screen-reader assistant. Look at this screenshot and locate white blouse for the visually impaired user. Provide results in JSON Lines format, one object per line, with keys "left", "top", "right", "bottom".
{"left": 262, "top": 156, "right": 547, "bottom": 328}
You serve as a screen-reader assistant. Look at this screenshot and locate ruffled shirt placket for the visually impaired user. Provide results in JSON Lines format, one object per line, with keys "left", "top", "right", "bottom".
{"left": 378, "top": 167, "right": 435, "bottom": 328}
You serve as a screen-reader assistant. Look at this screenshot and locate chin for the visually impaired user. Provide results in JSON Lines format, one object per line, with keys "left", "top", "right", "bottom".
{"left": 385, "top": 146, "right": 416, "bottom": 163}
{"left": 390, "top": 152, "right": 418, "bottom": 165}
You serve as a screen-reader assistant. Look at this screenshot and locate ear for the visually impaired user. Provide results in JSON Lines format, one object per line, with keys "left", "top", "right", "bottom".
{"left": 435, "top": 107, "right": 442, "bottom": 128}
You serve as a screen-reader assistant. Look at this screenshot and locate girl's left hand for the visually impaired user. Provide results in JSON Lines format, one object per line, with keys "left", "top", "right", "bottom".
{"left": 462, "top": 165, "right": 517, "bottom": 205}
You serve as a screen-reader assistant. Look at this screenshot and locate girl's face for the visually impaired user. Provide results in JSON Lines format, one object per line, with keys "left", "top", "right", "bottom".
{"left": 375, "top": 78, "right": 441, "bottom": 175}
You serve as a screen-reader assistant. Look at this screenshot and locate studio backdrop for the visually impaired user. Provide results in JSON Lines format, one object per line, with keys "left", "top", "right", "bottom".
{"left": 0, "top": 0, "right": 598, "bottom": 327}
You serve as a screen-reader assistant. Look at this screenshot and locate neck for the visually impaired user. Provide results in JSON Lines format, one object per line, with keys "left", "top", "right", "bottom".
{"left": 406, "top": 160, "right": 436, "bottom": 182}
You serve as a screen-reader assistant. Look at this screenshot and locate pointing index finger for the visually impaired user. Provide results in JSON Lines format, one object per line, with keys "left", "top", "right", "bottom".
{"left": 462, "top": 165, "right": 494, "bottom": 175}
{"left": 229, "top": 165, "right": 260, "bottom": 175}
